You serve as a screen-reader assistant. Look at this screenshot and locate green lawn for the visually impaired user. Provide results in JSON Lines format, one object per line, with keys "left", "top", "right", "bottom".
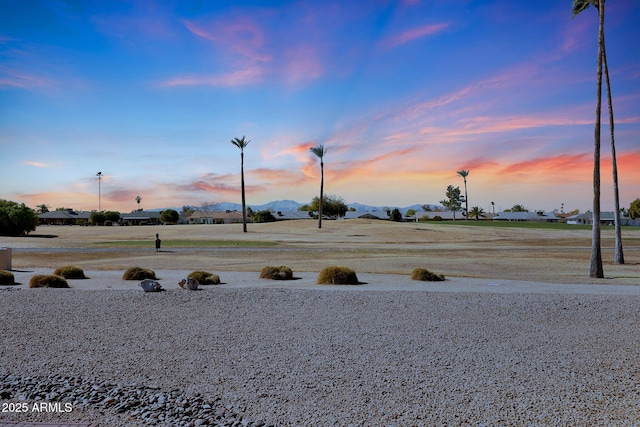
{"left": 427, "top": 220, "right": 594, "bottom": 231}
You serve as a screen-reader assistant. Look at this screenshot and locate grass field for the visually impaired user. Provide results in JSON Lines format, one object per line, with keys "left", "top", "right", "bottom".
{"left": 4, "top": 219, "right": 639, "bottom": 285}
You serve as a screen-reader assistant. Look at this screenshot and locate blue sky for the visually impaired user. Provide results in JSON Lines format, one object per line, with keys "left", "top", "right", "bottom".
{"left": 1, "top": 0, "right": 639, "bottom": 213}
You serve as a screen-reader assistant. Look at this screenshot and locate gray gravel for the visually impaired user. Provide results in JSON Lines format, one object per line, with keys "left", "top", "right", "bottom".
{"left": 1, "top": 287, "right": 640, "bottom": 426}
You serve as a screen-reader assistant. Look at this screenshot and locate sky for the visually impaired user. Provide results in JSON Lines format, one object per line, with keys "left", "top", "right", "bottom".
{"left": 1, "top": 0, "right": 639, "bottom": 214}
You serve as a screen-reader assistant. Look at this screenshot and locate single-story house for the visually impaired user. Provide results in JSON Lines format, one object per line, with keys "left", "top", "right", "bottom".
{"left": 493, "top": 211, "right": 559, "bottom": 222}
{"left": 273, "top": 211, "right": 313, "bottom": 220}
{"left": 38, "top": 210, "right": 92, "bottom": 225}
{"left": 186, "top": 210, "right": 251, "bottom": 225}
{"left": 121, "top": 211, "right": 161, "bottom": 225}
{"left": 567, "top": 211, "right": 640, "bottom": 226}
{"left": 343, "top": 211, "right": 389, "bottom": 220}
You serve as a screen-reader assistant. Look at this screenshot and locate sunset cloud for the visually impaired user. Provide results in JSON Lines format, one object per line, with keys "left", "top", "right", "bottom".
{"left": 380, "top": 23, "right": 450, "bottom": 49}
{"left": 160, "top": 67, "right": 265, "bottom": 88}
{"left": 21, "top": 161, "right": 53, "bottom": 168}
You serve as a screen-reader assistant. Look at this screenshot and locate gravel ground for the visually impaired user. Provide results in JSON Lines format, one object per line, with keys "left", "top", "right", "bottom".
{"left": 1, "top": 285, "right": 640, "bottom": 426}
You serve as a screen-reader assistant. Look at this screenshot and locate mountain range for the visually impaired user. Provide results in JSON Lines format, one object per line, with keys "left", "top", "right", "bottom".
{"left": 213, "top": 200, "right": 442, "bottom": 215}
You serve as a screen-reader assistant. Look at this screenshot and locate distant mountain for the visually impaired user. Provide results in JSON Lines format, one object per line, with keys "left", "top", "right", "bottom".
{"left": 155, "top": 200, "right": 443, "bottom": 214}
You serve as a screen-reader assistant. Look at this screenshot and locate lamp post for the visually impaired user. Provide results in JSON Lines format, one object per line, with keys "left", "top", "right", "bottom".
{"left": 96, "top": 172, "right": 103, "bottom": 211}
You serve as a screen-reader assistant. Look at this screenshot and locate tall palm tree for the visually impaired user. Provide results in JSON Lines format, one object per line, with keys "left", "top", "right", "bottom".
{"left": 572, "top": 0, "right": 604, "bottom": 278}
{"left": 573, "top": 0, "right": 623, "bottom": 265}
{"left": 457, "top": 170, "right": 470, "bottom": 220}
{"left": 310, "top": 144, "right": 327, "bottom": 229}
{"left": 231, "top": 136, "right": 251, "bottom": 233}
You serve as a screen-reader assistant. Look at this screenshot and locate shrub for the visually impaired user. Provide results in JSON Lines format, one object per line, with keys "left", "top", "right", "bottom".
{"left": 317, "top": 266, "right": 359, "bottom": 285}
{"left": 188, "top": 270, "right": 221, "bottom": 285}
{"left": 53, "top": 266, "right": 87, "bottom": 279}
{"left": 122, "top": 267, "right": 157, "bottom": 280}
{"left": 160, "top": 209, "right": 179, "bottom": 224}
{"left": 431, "top": 215, "right": 443, "bottom": 221}
{"left": 0, "top": 199, "right": 39, "bottom": 236}
{"left": 0, "top": 270, "right": 15, "bottom": 285}
{"left": 29, "top": 274, "right": 69, "bottom": 288}
{"left": 260, "top": 265, "right": 293, "bottom": 280}
{"left": 411, "top": 268, "right": 445, "bottom": 282}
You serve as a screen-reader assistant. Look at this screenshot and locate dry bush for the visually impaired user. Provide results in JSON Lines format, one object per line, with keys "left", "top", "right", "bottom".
{"left": 53, "top": 265, "right": 87, "bottom": 279}
{"left": 260, "top": 265, "right": 294, "bottom": 280}
{"left": 411, "top": 267, "right": 445, "bottom": 282}
{"left": 188, "top": 270, "right": 221, "bottom": 285}
{"left": 29, "top": 274, "right": 69, "bottom": 288}
{"left": 317, "top": 266, "right": 359, "bottom": 285}
{"left": 0, "top": 270, "right": 15, "bottom": 285}
{"left": 122, "top": 267, "right": 157, "bottom": 281}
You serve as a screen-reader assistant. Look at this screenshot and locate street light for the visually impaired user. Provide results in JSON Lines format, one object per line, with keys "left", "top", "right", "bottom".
{"left": 96, "top": 172, "right": 102, "bottom": 211}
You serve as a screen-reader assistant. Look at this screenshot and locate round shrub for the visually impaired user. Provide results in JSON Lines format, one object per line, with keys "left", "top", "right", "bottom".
{"left": 317, "top": 266, "right": 359, "bottom": 285}
{"left": 53, "top": 265, "right": 87, "bottom": 279}
{"left": 29, "top": 274, "right": 69, "bottom": 288}
{"left": 188, "top": 270, "right": 221, "bottom": 285}
{"left": 260, "top": 265, "right": 294, "bottom": 280}
{"left": 122, "top": 267, "right": 157, "bottom": 281}
{"left": 411, "top": 268, "right": 445, "bottom": 282}
{"left": 0, "top": 270, "right": 15, "bottom": 285}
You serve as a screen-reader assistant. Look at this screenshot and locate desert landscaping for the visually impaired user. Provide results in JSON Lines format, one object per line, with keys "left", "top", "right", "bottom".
{"left": 1, "top": 220, "right": 639, "bottom": 426}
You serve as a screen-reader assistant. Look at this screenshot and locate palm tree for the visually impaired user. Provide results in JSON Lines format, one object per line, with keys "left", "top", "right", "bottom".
{"left": 310, "top": 144, "right": 327, "bottom": 229}
{"left": 572, "top": 0, "right": 604, "bottom": 277}
{"left": 573, "top": 0, "right": 623, "bottom": 265}
{"left": 469, "top": 206, "right": 486, "bottom": 220}
{"left": 231, "top": 136, "right": 251, "bottom": 233}
{"left": 135, "top": 195, "right": 142, "bottom": 211}
{"left": 457, "top": 170, "right": 470, "bottom": 220}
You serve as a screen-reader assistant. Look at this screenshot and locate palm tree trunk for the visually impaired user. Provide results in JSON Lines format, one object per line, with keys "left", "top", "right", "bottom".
{"left": 318, "top": 161, "right": 324, "bottom": 229}
{"left": 463, "top": 178, "right": 468, "bottom": 220}
{"left": 240, "top": 152, "right": 247, "bottom": 233}
{"left": 602, "top": 35, "right": 624, "bottom": 264}
{"left": 589, "top": 0, "right": 604, "bottom": 278}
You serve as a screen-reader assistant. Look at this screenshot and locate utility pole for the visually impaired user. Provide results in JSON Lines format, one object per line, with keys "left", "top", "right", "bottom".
{"left": 96, "top": 171, "right": 103, "bottom": 211}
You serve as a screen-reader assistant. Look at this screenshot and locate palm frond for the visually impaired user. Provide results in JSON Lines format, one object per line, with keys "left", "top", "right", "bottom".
{"left": 310, "top": 144, "right": 327, "bottom": 159}
{"left": 231, "top": 136, "right": 251, "bottom": 150}
{"left": 572, "top": 0, "right": 596, "bottom": 17}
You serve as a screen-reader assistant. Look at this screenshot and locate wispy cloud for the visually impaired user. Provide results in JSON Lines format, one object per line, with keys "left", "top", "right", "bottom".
{"left": 160, "top": 67, "right": 265, "bottom": 88}
{"left": 380, "top": 23, "right": 449, "bottom": 50}
{"left": 20, "top": 161, "right": 54, "bottom": 168}
{"left": 0, "top": 65, "right": 55, "bottom": 90}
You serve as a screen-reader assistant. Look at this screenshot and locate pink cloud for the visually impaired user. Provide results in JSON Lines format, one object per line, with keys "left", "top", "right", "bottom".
{"left": 160, "top": 67, "right": 265, "bottom": 88}
{"left": 183, "top": 19, "right": 272, "bottom": 63}
{"left": 0, "top": 65, "right": 55, "bottom": 90}
{"left": 380, "top": 23, "right": 449, "bottom": 49}
{"left": 21, "top": 161, "right": 53, "bottom": 168}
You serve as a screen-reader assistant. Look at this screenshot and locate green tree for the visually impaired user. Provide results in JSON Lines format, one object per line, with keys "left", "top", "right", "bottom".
{"left": 572, "top": 0, "right": 604, "bottom": 277}
{"left": 181, "top": 205, "right": 196, "bottom": 217}
{"left": 104, "top": 211, "right": 121, "bottom": 223}
{"left": 406, "top": 208, "right": 416, "bottom": 217}
{"left": 160, "top": 209, "right": 179, "bottom": 224}
{"left": 439, "top": 185, "right": 462, "bottom": 220}
{"left": 390, "top": 208, "right": 402, "bottom": 222}
{"left": 0, "top": 200, "right": 39, "bottom": 236}
{"left": 629, "top": 198, "right": 640, "bottom": 220}
{"left": 36, "top": 204, "right": 50, "bottom": 214}
{"left": 469, "top": 206, "right": 486, "bottom": 220}
{"left": 457, "top": 169, "right": 470, "bottom": 220}
{"left": 574, "top": 0, "right": 623, "bottom": 266}
{"left": 90, "top": 211, "right": 106, "bottom": 226}
{"left": 309, "top": 194, "right": 347, "bottom": 218}
{"left": 511, "top": 204, "right": 528, "bottom": 212}
{"left": 310, "top": 144, "right": 327, "bottom": 229}
{"left": 252, "top": 210, "right": 277, "bottom": 223}
{"left": 231, "top": 136, "right": 251, "bottom": 233}
{"left": 135, "top": 195, "right": 142, "bottom": 211}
